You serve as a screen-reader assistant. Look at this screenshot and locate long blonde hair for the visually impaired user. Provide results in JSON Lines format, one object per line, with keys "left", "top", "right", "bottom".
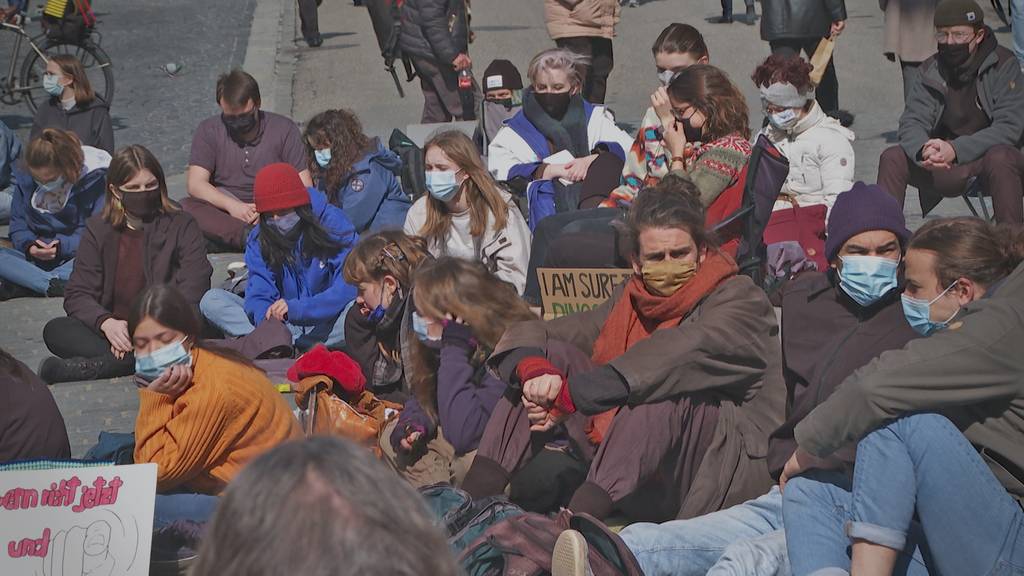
{"left": 416, "top": 131, "right": 509, "bottom": 248}
{"left": 408, "top": 257, "right": 536, "bottom": 420}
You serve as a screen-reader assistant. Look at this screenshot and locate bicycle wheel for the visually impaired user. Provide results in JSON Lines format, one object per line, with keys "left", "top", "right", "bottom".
{"left": 20, "top": 38, "right": 114, "bottom": 114}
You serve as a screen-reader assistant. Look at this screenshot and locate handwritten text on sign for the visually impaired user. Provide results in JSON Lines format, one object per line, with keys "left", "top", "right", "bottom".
{"left": 0, "top": 463, "right": 156, "bottom": 576}
{"left": 538, "top": 268, "right": 633, "bottom": 319}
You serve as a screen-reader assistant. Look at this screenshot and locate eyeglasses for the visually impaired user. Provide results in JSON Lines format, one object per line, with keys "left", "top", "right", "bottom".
{"left": 934, "top": 31, "right": 975, "bottom": 43}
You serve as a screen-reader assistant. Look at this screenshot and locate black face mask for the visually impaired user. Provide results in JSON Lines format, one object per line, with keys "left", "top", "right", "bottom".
{"left": 222, "top": 109, "right": 260, "bottom": 144}
{"left": 937, "top": 42, "right": 973, "bottom": 70}
{"left": 677, "top": 115, "right": 703, "bottom": 143}
{"left": 533, "top": 91, "right": 572, "bottom": 120}
{"left": 118, "top": 188, "right": 162, "bottom": 221}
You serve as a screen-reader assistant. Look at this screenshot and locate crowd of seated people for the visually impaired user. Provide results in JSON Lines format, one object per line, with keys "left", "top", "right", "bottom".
{"left": 3, "top": 2, "right": 1024, "bottom": 574}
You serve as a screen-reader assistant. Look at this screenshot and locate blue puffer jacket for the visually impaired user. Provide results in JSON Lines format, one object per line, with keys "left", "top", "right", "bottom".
{"left": 9, "top": 148, "right": 109, "bottom": 261}
{"left": 244, "top": 188, "right": 359, "bottom": 328}
{"left": 318, "top": 140, "right": 410, "bottom": 235}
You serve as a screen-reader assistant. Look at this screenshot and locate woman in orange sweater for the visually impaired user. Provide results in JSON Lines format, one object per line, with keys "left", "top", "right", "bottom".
{"left": 130, "top": 284, "right": 301, "bottom": 496}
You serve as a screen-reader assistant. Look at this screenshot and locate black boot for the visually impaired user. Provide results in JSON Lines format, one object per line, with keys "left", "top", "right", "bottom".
{"left": 38, "top": 356, "right": 133, "bottom": 384}
{"left": 709, "top": 14, "right": 734, "bottom": 23}
{"left": 745, "top": 4, "right": 756, "bottom": 23}
{"left": 46, "top": 278, "right": 66, "bottom": 297}
{"left": 0, "top": 280, "right": 32, "bottom": 301}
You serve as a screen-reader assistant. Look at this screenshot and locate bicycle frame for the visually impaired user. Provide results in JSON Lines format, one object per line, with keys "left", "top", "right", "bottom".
{"left": 1, "top": 21, "right": 50, "bottom": 97}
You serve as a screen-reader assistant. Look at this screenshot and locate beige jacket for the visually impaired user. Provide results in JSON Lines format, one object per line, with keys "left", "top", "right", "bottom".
{"left": 881, "top": 0, "right": 939, "bottom": 63}
{"left": 544, "top": 0, "right": 620, "bottom": 40}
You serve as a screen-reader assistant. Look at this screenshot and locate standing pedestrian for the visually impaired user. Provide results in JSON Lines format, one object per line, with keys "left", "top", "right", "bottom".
{"left": 297, "top": 0, "right": 322, "bottom": 47}
{"left": 712, "top": 0, "right": 757, "bottom": 24}
{"left": 543, "top": 0, "right": 620, "bottom": 105}
{"left": 1013, "top": 0, "right": 1024, "bottom": 69}
{"left": 399, "top": 0, "right": 477, "bottom": 123}
{"left": 881, "top": 0, "right": 940, "bottom": 102}
{"left": 761, "top": 0, "right": 847, "bottom": 114}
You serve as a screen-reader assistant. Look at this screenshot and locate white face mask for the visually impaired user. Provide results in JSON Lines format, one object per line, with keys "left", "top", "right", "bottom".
{"left": 658, "top": 69, "right": 678, "bottom": 87}
{"left": 769, "top": 108, "right": 800, "bottom": 131}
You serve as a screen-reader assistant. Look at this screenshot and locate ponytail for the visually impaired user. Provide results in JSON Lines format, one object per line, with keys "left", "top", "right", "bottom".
{"left": 908, "top": 217, "right": 1024, "bottom": 289}
{"left": 25, "top": 129, "right": 84, "bottom": 184}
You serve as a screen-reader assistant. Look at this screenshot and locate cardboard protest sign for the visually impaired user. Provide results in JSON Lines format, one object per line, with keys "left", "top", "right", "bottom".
{"left": 538, "top": 268, "right": 633, "bottom": 319}
{"left": 1, "top": 463, "right": 157, "bottom": 576}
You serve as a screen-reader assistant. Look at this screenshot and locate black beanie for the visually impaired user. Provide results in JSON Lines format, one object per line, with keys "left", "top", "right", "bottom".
{"left": 482, "top": 59, "right": 524, "bottom": 92}
{"left": 934, "top": 0, "right": 984, "bottom": 28}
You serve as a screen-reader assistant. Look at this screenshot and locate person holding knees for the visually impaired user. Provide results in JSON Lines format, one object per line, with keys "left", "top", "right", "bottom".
{"left": 31, "top": 54, "right": 114, "bottom": 154}
{"left": 38, "top": 145, "right": 211, "bottom": 385}
{"left": 200, "top": 163, "right": 358, "bottom": 351}
{"left": 303, "top": 109, "right": 410, "bottom": 235}
{"left": 0, "top": 129, "right": 109, "bottom": 300}
{"left": 404, "top": 130, "right": 530, "bottom": 293}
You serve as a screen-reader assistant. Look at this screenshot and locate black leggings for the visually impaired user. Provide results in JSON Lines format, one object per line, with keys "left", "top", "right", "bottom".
{"left": 44, "top": 316, "right": 134, "bottom": 366}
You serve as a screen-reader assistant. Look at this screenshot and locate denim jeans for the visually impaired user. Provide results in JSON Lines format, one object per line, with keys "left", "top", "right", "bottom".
{"left": 0, "top": 247, "right": 74, "bottom": 294}
{"left": 783, "top": 413, "right": 1024, "bottom": 575}
{"left": 1013, "top": 0, "right": 1024, "bottom": 69}
{"left": 200, "top": 288, "right": 347, "bottom": 349}
{"left": 620, "top": 487, "right": 789, "bottom": 576}
{"left": 0, "top": 187, "right": 11, "bottom": 224}
{"left": 153, "top": 493, "right": 219, "bottom": 529}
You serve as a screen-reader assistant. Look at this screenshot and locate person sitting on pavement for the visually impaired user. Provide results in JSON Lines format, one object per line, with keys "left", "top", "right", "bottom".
{"left": 404, "top": 130, "right": 531, "bottom": 293}
{"left": 341, "top": 230, "right": 431, "bottom": 401}
{"left": 182, "top": 69, "right": 311, "bottom": 251}
{"left": 0, "top": 347, "right": 70, "bottom": 463}
{"left": 487, "top": 48, "right": 633, "bottom": 224}
{"left": 31, "top": 54, "right": 114, "bottom": 155}
{"left": 606, "top": 22, "right": 710, "bottom": 207}
{"left": 383, "top": 256, "right": 536, "bottom": 487}
{"left": 460, "top": 189, "right": 785, "bottom": 523}
{"left": 571, "top": 182, "right": 915, "bottom": 576}
{"left": 877, "top": 0, "right": 1024, "bottom": 224}
{"left": 303, "top": 108, "right": 410, "bottom": 235}
{"left": 0, "top": 129, "right": 109, "bottom": 300}
{"left": 191, "top": 436, "right": 459, "bottom": 576}
{"left": 474, "top": 59, "right": 525, "bottom": 154}
{"left": 200, "top": 163, "right": 358, "bottom": 351}
{"left": 0, "top": 118, "right": 22, "bottom": 225}
{"left": 131, "top": 283, "right": 300, "bottom": 502}
{"left": 38, "top": 145, "right": 211, "bottom": 385}
{"left": 781, "top": 216, "right": 1024, "bottom": 576}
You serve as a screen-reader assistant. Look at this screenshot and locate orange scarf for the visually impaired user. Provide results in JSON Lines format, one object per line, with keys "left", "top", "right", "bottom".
{"left": 585, "top": 251, "right": 738, "bottom": 443}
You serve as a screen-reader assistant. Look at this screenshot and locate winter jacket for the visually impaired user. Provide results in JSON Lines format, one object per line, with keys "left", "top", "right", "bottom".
{"left": 244, "top": 188, "right": 358, "bottom": 328}
{"left": 881, "top": 0, "right": 939, "bottom": 63}
{"left": 767, "top": 271, "right": 919, "bottom": 478}
{"left": 899, "top": 38, "right": 1024, "bottom": 168}
{"left": 393, "top": 322, "right": 506, "bottom": 456}
{"left": 343, "top": 291, "right": 416, "bottom": 400}
{"left": 795, "top": 262, "right": 1024, "bottom": 501}
{"left": 399, "top": 0, "right": 469, "bottom": 65}
{"left": 0, "top": 356, "right": 70, "bottom": 463}
{"left": 760, "top": 0, "right": 847, "bottom": 41}
{"left": 0, "top": 120, "right": 21, "bottom": 191}
{"left": 31, "top": 96, "right": 115, "bottom": 154}
{"left": 8, "top": 146, "right": 110, "bottom": 262}
{"left": 759, "top": 101, "right": 855, "bottom": 215}
{"left": 403, "top": 190, "right": 532, "bottom": 294}
{"left": 63, "top": 210, "right": 213, "bottom": 331}
{"left": 319, "top": 140, "right": 410, "bottom": 235}
{"left": 492, "top": 273, "right": 786, "bottom": 519}
{"left": 544, "top": 0, "right": 620, "bottom": 40}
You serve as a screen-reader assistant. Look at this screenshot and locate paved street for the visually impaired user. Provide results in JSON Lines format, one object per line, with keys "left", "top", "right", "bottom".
{"left": 0, "top": 0, "right": 1012, "bottom": 455}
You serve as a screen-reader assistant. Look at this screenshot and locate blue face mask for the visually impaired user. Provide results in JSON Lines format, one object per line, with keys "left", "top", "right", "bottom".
{"left": 367, "top": 305, "right": 386, "bottom": 325}
{"left": 411, "top": 311, "right": 440, "bottom": 343}
{"left": 135, "top": 339, "right": 192, "bottom": 381}
{"left": 314, "top": 148, "right": 332, "bottom": 168}
{"left": 901, "top": 281, "right": 959, "bottom": 336}
{"left": 425, "top": 170, "right": 461, "bottom": 202}
{"left": 268, "top": 211, "right": 301, "bottom": 234}
{"left": 43, "top": 73, "right": 64, "bottom": 97}
{"left": 36, "top": 176, "right": 66, "bottom": 194}
{"left": 838, "top": 256, "right": 900, "bottom": 307}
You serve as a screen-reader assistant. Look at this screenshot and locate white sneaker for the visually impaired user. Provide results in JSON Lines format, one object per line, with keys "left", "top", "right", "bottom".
{"left": 552, "top": 529, "right": 594, "bottom": 576}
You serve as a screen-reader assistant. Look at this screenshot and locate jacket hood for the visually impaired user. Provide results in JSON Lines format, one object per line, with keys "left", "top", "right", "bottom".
{"left": 50, "top": 95, "right": 111, "bottom": 114}
{"left": 14, "top": 145, "right": 110, "bottom": 200}
{"left": 768, "top": 102, "right": 855, "bottom": 143}
{"left": 354, "top": 139, "right": 402, "bottom": 175}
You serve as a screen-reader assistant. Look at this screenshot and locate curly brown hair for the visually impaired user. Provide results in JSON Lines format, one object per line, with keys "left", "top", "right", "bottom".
{"left": 751, "top": 54, "right": 814, "bottom": 93}
{"left": 667, "top": 64, "right": 750, "bottom": 141}
{"left": 303, "top": 109, "right": 374, "bottom": 203}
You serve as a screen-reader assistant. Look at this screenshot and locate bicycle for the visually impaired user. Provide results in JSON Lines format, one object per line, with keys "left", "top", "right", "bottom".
{"left": 0, "top": 11, "right": 113, "bottom": 114}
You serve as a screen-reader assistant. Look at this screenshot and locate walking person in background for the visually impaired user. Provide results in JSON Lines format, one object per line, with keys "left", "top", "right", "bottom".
{"left": 543, "top": 0, "right": 620, "bottom": 105}
{"left": 712, "top": 0, "right": 756, "bottom": 25}
{"left": 881, "top": 0, "right": 940, "bottom": 102}
{"left": 399, "top": 0, "right": 477, "bottom": 122}
{"left": 31, "top": 54, "right": 114, "bottom": 154}
{"left": 297, "top": 0, "right": 322, "bottom": 47}
{"left": 761, "top": 0, "right": 847, "bottom": 115}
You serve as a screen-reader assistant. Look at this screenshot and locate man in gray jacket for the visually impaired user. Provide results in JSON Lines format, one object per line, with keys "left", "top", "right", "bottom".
{"left": 399, "top": 0, "right": 476, "bottom": 122}
{"left": 877, "top": 0, "right": 1024, "bottom": 224}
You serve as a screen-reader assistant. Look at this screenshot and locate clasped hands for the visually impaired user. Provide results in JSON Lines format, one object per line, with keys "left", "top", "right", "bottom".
{"left": 522, "top": 373, "right": 568, "bottom": 433}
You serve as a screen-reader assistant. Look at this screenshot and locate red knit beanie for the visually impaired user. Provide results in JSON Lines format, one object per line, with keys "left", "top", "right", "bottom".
{"left": 254, "top": 163, "right": 310, "bottom": 213}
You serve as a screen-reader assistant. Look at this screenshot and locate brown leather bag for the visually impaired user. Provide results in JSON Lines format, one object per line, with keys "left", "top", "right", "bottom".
{"left": 293, "top": 375, "right": 402, "bottom": 450}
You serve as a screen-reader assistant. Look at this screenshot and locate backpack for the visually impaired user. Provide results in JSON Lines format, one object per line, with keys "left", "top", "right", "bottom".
{"left": 388, "top": 129, "right": 426, "bottom": 200}
{"left": 418, "top": 484, "right": 525, "bottom": 556}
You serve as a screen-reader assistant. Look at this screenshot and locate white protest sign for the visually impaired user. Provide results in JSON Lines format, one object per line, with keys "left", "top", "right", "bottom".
{"left": 0, "top": 463, "right": 157, "bottom": 576}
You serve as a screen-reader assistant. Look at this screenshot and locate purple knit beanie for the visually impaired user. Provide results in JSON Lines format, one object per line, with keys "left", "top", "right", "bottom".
{"left": 825, "top": 182, "right": 912, "bottom": 262}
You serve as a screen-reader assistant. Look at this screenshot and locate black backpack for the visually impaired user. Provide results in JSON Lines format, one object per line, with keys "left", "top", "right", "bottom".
{"left": 364, "top": 0, "right": 415, "bottom": 97}
{"left": 389, "top": 129, "right": 426, "bottom": 200}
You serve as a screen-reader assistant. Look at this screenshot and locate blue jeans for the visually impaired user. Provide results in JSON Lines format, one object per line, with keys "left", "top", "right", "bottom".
{"left": 0, "top": 246, "right": 74, "bottom": 294}
{"left": 153, "top": 493, "right": 219, "bottom": 529}
{"left": 199, "top": 288, "right": 347, "bottom": 349}
{"left": 0, "top": 187, "right": 11, "bottom": 223}
{"left": 1013, "top": 0, "right": 1024, "bottom": 69}
{"left": 620, "top": 487, "right": 788, "bottom": 576}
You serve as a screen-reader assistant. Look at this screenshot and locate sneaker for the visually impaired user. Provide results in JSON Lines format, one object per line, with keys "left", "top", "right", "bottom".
{"left": 46, "top": 277, "right": 66, "bottom": 297}
{"left": 709, "top": 15, "right": 734, "bottom": 23}
{"left": 552, "top": 530, "right": 593, "bottom": 576}
{"left": 37, "top": 356, "right": 131, "bottom": 384}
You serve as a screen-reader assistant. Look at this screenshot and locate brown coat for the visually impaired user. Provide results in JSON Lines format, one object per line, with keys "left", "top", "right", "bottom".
{"left": 64, "top": 210, "right": 213, "bottom": 330}
{"left": 881, "top": 0, "right": 939, "bottom": 63}
{"left": 493, "top": 274, "right": 786, "bottom": 518}
{"left": 544, "top": 0, "right": 619, "bottom": 41}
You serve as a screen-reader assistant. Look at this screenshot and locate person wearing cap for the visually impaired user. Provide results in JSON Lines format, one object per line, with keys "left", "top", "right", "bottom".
{"left": 474, "top": 59, "right": 524, "bottom": 153}
{"left": 878, "top": 0, "right": 1024, "bottom": 224}
{"left": 558, "top": 183, "right": 921, "bottom": 576}
{"left": 199, "top": 163, "right": 358, "bottom": 350}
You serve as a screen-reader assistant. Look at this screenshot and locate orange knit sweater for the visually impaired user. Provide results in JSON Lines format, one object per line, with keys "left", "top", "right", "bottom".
{"left": 134, "top": 348, "right": 302, "bottom": 494}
